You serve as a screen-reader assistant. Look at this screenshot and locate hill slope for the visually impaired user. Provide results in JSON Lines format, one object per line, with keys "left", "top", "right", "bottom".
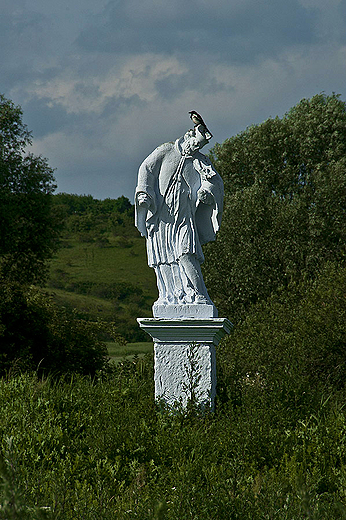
{"left": 46, "top": 194, "right": 157, "bottom": 342}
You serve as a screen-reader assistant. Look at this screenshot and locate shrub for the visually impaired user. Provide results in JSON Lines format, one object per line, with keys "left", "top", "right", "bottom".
{"left": 204, "top": 94, "right": 346, "bottom": 322}
{"left": 216, "top": 263, "right": 346, "bottom": 416}
{"left": 1, "top": 367, "right": 346, "bottom": 519}
{"left": 0, "top": 282, "right": 109, "bottom": 376}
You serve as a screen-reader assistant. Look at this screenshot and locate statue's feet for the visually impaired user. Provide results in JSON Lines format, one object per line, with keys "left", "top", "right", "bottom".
{"left": 155, "top": 297, "right": 169, "bottom": 306}
{"left": 155, "top": 293, "right": 212, "bottom": 306}
{"left": 194, "top": 294, "right": 211, "bottom": 305}
{"left": 173, "top": 290, "right": 185, "bottom": 304}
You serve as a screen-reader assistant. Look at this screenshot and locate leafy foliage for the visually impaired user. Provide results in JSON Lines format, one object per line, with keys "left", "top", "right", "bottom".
{"left": 216, "top": 263, "right": 346, "bottom": 417}
{"left": 204, "top": 93, "right": 346, "bottom": 322}
{"left": 0, "top": 94, "right": 61, "bottom": 285}
{"left": 0, "top": 282, "right": 109, "bottom": 377}
{"left": 52, "top": 193, "right": 137, "bottom": 244}
{"left": 1, "top": 364, "right": 346, "bottom": 519}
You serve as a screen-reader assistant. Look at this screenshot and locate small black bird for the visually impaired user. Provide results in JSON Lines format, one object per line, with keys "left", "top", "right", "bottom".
{"left": 188, "top": 110, "right": 213, "bottom": 139}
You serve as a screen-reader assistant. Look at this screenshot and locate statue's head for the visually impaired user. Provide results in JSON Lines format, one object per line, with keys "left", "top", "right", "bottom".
{"left": 181, "top": 125, "right": 209, "bottom": 156}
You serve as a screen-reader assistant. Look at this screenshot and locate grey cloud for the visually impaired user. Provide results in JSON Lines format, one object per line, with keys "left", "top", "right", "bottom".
{"left": 75, "top": 0, "right": 316, "bottom": 63}
{"left": 22, "top": 97, "right": 73, "bottom": 138}
{"left": 22, "top": 90, "right": 146, "bottom": 143}
{"left": 155, "top": 73, "right": 192, "bottom": 100}
{"left": 101, "top": 94, "right": 146, "bottom": 118}
{"left": 338, "top": 0, "right": 346, "bottom": 42}
{"left": 0, "top": 8, "right": 56, "bottom": 94}
{"left": 154, "top": 64, "right": 233, "bottom": 101}
{"left": 2, "top": 0, "right": 345, "bottom": 202}
{"left": 0, "top": 9, "right": 47, "bottom": 64}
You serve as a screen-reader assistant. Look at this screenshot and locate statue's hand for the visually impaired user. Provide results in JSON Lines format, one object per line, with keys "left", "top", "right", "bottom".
{"left": 197, "top": 188, "right": 214, "bottom": 205}
{"left": 137, "top": 192, "right": 151, "bottom": 209}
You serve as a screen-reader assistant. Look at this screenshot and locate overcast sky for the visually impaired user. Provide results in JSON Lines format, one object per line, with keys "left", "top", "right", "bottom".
{"left": 2, "top": 0, "right": 346, "bottom": 200}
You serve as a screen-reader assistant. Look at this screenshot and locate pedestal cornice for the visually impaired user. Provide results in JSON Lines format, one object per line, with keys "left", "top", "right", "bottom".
{"left": 137, "top": 317, "right": 232, "bottom": 346}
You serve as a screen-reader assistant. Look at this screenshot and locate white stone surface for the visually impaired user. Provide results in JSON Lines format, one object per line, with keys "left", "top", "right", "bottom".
{"left": 135, "top": 119, "right": 228, "bottom": 410}
{"left": 134, "top": 126, "right": 224, "bottom": 316}
{"left": 154, "top": 343, "right": 216, "bottom": 410}
{"left": 152, "top": 302, "right": 218, "bottom": 319}
{"left": 138, "top": 318, "right": 232, "bottom": 410}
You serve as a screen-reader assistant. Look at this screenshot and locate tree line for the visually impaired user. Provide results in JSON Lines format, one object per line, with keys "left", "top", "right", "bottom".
{"left": 203, "top": 92, "right": 346, "bottom": 404}
{"left": 1, "top": 92, "right": 346, "bottom": 385}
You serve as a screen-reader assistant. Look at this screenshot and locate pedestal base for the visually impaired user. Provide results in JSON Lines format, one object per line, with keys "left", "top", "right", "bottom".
{"left": 137, "top": 318, "right": 232, "bottom": 411}
{"left": 152, "top": 303, "right": 218, "bottom": 319}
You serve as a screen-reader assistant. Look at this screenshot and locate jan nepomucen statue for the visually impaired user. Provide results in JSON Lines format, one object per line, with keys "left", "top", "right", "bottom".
{"left": 135, "top": 112, "right": 224, "bottom": 319}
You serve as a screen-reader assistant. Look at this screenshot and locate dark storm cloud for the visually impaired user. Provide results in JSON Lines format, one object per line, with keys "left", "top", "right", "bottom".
{"left": 338, "top": 0, "right": 346, "bottom": 42}
{"left": 100, "top": 94, "right": 146, "bottom": 118}
{"left": 155, "top": 73, "right": 192, "bottom": 100}
{"left": 0, "top": 9, "right": 45, "bottom": 50}
{"left": 22, "top": 82, "right": 148, "bottom": 147}
{"left": 0, "top": 4, "right": 57, "bottom": 94}
{"left": 76, "top": 0, "right": 316, "bottom": 62}
{"left": 22, "top": 97, "right": 73, "bottom": 138}
{"left": 2, "top": 0, "right": 345, "bottom": 200}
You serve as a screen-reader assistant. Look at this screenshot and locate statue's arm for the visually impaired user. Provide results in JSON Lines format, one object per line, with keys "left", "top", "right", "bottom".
{"left": 194, "top": 152, "right": 223, "bottom": 208}
{"left": 135, "top": 144, "right": 169, "bottom": 237}
{"left": 136, "top": 150, "right": 161, "bottom": 211}
{"left": 136, "top": 192, "right": 153, "bottom": 213}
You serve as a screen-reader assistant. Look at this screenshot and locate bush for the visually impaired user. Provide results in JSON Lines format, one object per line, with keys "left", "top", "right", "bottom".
{"left": 0, "top": 95, "right": 61, "bottom": 286}
{"left": 1, "top": 365, "right": 346, "bottom": 519}
{"left": 216, "top": 263, "right": 346, "bottom": 415}
{"left": 204, "top": 94, "right": 346, "bottom": 322}
{"left": 0, "top": 282, "right": 109, "bottom": 376}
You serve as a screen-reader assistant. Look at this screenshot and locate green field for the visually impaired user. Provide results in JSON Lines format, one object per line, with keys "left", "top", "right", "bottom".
{"left": 49, "top": 235, "right": 157, "bottom": 296}
{"left": 106, "top": 341, "right": 153, "bottom": 362}
{"left": 46, "top": 231, "right": 157, "bottom": 341}
{"left": 2, "top": 368, "right": 346, "bottom": 519}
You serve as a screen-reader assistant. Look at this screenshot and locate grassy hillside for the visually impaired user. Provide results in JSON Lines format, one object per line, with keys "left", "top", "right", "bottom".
{"left": 46, "top": 194, "right": 157, "bottom": 345}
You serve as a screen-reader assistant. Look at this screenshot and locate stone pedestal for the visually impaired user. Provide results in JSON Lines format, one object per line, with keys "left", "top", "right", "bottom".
{"left": 152, "top": 302, "right": 218, "bottom": 319}
{"left": 137, "top": 318, "right": 232, "bottom": 411}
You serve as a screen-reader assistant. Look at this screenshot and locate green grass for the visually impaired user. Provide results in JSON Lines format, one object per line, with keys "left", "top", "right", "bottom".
{"left": 106, "top": 341, "right": 153, "bottom": 362}
{"left": 46, "top": 234, "right": 157, "bottom": 341}
{"left": 49, "top": 236, "right": 157, "bottom": 297}
{"left": 1, "top": 370, "right": 346, "bottom": 519}
{"left": 44, "top": 287, "right": 118, "bottom": 321}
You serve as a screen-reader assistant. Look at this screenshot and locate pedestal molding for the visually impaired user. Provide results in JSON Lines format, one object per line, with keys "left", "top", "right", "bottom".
{"left": 138, "top": 317, "right": 232, "bottom": 410}
{"left": 137, "top": 317, "right": 232, "bottom": 346}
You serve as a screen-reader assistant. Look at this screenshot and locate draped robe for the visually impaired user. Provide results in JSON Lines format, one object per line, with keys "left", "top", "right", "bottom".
{"left": 135, "top": 138, "right": 223, "bottom": 268}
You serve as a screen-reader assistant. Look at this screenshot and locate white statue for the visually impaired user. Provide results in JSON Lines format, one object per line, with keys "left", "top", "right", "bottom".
{"left": 135, "top": 123, "right": 223, "bottom": 318}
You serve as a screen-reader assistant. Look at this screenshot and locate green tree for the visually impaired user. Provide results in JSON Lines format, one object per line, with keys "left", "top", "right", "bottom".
{"left": 204, "top": 93, "right": 346, "bottom": 322}
{"left": 217, "top": 263, "right": 346, "bottom": 410}
{"left": 0, "top": 96, "right": 111, "bottom": 375}
{"left": 0, "top": 284, "right": 108, "bottom": 376}
{"left": 0, "top": 94, "right": 60, "bottom": 285}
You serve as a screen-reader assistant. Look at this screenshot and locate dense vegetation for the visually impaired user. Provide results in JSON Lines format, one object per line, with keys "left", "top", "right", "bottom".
{"left": 204, "top": 93, "right": 346, "bottom": 322}
{"left": 0, "top": 94, "right": 60, "bottom": 286}
{"left": 0, "top": 96, "right": 119, "bottom": 376}
{"left": 2, "top": 359, "right": 346, "bottom": 519}
{"left": 1, "top": 92, "right": 346, "bottom": 517}
{"left": 47, "top": 192, "right": 157, "bottom": 343}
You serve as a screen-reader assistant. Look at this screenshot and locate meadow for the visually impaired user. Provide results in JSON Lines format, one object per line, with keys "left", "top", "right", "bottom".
{"left": 46, "top": 195, "right": 157, "bottom": 344}
{"left": 1, "top": 360, "right": 346, "bottom": 520}
{"left": 106, "top": 342, "right": 153, "bottom": 363}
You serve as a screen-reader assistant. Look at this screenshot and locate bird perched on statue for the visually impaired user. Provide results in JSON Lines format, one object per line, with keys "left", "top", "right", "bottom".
{"left": 188, "top": 110, "right": 213, "bottom": 139}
